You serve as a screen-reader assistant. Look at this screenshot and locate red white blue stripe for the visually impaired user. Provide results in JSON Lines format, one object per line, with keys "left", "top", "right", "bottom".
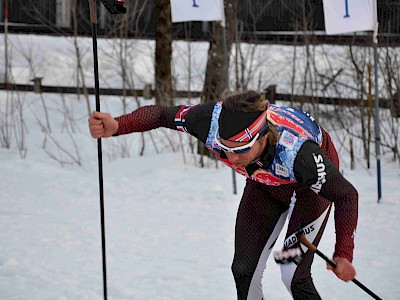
{"left": 228, "top": 111, "right": 267, "bottom": 142}
{"left": 175, "top": 104, "right": 197, "bottom": 132}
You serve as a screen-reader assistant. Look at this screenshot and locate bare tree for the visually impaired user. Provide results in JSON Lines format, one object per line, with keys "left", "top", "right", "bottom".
{"left": 0, "top": 93, "right": 12, "bottom": 149}
{"left": 71, "top": 0, "right": 91, "bottom": 116}
{"left": 201, "top": 0, "right": 238, "bottom": 104}
{"left": 380, "top": 46, "right": 400, "bottom": 162}
{"left": 10, "top": 92, "right": 27, "bottom": 158}
{"left": 196, "top": 0, "right": 238, "bottom": 166}
{"left": 155, "top": 0, "right": 173, "bottom": 106}
{"left": 348, "top": 45, "right": 371, "bottom": 168}
{"left": 116, "top": 1, "right": 160, "bottom": 158}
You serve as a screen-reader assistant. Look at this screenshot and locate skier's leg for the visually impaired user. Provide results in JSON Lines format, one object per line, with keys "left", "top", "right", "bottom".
{"left": 278, "top": 129, "right": 339, "bottom": 298}
{"left": 232, "top": 179, "right": 293, "bottom": 300}
{"left": 279, "top": 187, "right": 332, "bottom": 300}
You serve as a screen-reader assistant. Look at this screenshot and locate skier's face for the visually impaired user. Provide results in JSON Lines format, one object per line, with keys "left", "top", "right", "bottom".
{"left": 219, "top": 134, "right": 268, "bottom": 168}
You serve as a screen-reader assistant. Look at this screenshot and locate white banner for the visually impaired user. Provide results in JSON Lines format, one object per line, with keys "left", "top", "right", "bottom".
{"left": 171, "top": 0, "right": 224, "bottom": 23}
{"left": 56, "top": 0, "right": 71, "bottom": 28}
{"left": 323, "top": 0, "right": 377, "bottom": 34}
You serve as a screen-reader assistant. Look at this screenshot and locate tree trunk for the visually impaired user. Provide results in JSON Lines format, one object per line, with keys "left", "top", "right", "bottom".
{"left": 201, "top": 0, "right": 238, "bottom": 104}
{"left": 155, "top": 0, "right": 173, "bottom": 106}
{"left": 198, "top": 0, "right": 238, "bottom": 165}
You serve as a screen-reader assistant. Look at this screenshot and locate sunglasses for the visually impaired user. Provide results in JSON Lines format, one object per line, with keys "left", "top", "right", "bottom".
{"left": 214, "top": 131, "right": 260, "bottom": 154}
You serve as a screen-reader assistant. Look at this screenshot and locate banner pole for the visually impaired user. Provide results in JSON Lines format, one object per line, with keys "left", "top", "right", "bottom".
{"left": 373, "top": 22, "right": 382, "bottom": 203}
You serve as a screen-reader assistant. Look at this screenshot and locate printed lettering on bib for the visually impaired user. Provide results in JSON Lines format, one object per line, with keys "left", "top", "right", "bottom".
{"left": 275, "top": 164, "right": 289, "bottom": 178}
{"left": 279, "top": 130, "right": 298, "bottom": 149}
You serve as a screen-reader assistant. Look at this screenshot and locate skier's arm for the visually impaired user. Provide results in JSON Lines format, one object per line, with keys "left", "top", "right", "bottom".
{"left": 293, "top": 141, "right": 358, "bottom": 263}
{"left": 89, "top": 103, "right": 214, "bottom": 142}
{"left": 113, "top": 105, "right": 180, "bottom": 135}
{"left": 175, "top": 102, "right": 215, "bottom": 143}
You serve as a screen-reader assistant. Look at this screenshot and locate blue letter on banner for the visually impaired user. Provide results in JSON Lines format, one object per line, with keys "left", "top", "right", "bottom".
{"left": 344, "top": 0, "right": 350, "bottom": 18}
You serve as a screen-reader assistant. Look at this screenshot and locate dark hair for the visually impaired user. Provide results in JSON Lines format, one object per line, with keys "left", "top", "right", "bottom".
{"left": 222, "top": 90, "right": 268, "bottom": 112}
{"left": 221, "top": 90, "right": 279, "bottom": 145}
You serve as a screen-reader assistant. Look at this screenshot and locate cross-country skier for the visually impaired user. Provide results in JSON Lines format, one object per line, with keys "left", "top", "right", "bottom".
{"left": 88, "top": 90, "right": 358, "bottom": 299}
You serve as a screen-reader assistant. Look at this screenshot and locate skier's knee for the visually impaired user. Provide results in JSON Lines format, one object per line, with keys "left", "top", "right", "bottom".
{"left": 231, "top": 260, "right": 254, "bottom": 279}
{"left": 231, "top": 261, "right": 258, "bottom": 299}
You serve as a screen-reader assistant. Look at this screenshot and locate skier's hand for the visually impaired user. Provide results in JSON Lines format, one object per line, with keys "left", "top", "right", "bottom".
{"left": 327, "top": 257, "right": 356, "bottom": 282}
{"left": 88, "top": 111, "right": 119, "bottom": 138}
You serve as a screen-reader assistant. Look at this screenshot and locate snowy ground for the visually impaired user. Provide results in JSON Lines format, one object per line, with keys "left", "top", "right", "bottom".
{"left": 1, "top": 139, "right": 399, "bottom": 300}
{"left": 0, "top": 34, "right": 399, "bottom": 299}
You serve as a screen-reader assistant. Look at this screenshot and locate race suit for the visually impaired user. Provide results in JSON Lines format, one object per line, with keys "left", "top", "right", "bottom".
{"left": 114, "top": 102, "right": 358, "bottom": 300}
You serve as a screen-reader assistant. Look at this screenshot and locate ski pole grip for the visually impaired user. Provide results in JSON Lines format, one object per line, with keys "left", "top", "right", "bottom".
{"left": 88, "top": 0, "right": 98, "bottom": 24}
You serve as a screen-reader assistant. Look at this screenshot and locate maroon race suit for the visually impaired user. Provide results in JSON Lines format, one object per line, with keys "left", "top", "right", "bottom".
{"left": 114, "top": 102, "right": 358, "bottom": 300}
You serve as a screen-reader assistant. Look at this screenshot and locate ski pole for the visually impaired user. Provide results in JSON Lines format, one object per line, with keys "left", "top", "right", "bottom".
{"left": 87, "top": 1, "right": 126, "bottom": 299}
{"left": 87, "top": 1, "right": 107, "bottom": 298}
{"left": 298, "top": 233, "right": 382, "bottom": 300}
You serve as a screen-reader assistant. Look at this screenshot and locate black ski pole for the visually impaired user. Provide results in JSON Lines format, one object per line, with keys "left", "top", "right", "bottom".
{"left": 298, "top": 233, "right": 382, "bottom": 300}
{"left": 87, "top": 1, "right": 107, "bottom": 299}
{"left": 87, "top": 1, "right": 126, "bottom": 299}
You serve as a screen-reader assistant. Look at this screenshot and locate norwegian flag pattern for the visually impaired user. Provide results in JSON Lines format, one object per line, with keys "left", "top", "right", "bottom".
{"left": 174, "top": 104, "right": 198, "bottom": 132}
{"left": 228, "top": 111, "right": 267, "bottom": 142}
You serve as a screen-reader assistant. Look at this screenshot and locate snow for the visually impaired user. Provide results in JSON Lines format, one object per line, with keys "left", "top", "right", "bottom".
{"left": 0, "top": 34, "right": 399, "bottom": 300}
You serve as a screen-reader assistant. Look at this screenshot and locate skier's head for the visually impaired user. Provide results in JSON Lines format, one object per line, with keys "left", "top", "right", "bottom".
{"left": 218, "top": 91, "right": 269, "bottom": 143}
{"left": 214, "top": 91, "right": 274, "bottom": 167}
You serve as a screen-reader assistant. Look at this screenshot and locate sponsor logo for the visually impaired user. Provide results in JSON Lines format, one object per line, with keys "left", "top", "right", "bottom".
{"left": 284, "top": 224, "right": 315, "bottom": 248}
{"left": 279, "top": 130, "right": 298, "bottom": 149}
{"left": 275, "top": 163, "right": 289, "bottom": 177}
{"left": 310, "top": 153, "right": 327, "bottom": 194}
{"left": 284, "top": 235, "right": 298, "bottom": 248}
